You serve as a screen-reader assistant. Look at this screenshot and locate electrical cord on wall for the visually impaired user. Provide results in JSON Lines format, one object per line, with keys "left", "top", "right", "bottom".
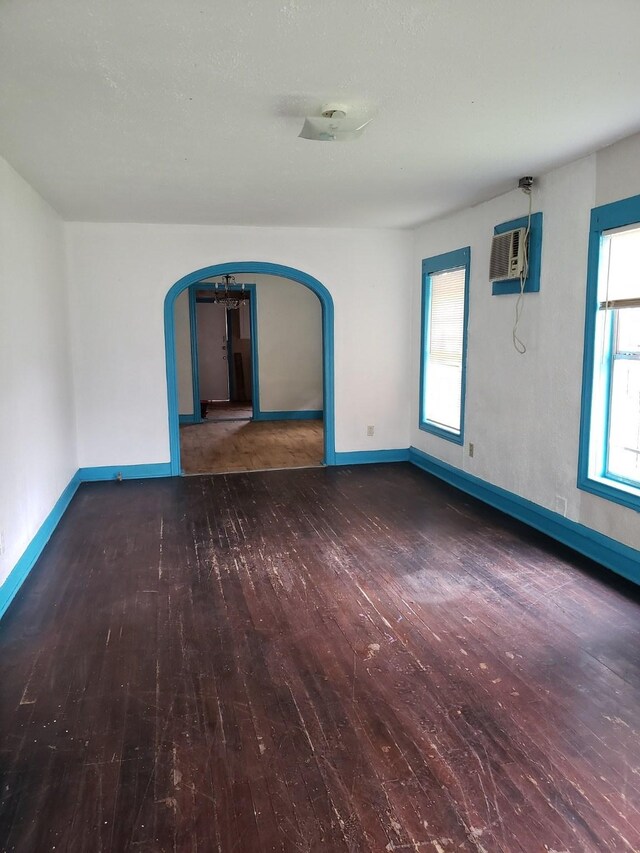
{"left": 512, "top": 186, "right": 533, "bottom": 354}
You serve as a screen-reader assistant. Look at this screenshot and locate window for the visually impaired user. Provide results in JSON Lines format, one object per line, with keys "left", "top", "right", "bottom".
{"left": 419, "top": 247, "right": 470, "bottom": 443}
{"left": 579, "top": 194, "right": 640, "bottom": 510}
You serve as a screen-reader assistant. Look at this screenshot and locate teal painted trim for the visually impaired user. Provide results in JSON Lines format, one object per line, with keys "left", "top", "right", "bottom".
{"left": 335, "top": 449, "right": 410, "bottom": 465}
{"left": 179, "top": 414, "right": 197, "bottom": 424}
{"left": 577, "top": 474, "right": 640, "bottom": 514}
{"left": 78, "top": 463, "right": 172, "bottom": 482}
{"left": 491, "top": 211, "right": 543, "bottom": 296}
{"left": 409, "top": 447, "right": 640, "bottom": 586}
{"left": 188, "top": 286, "right": 200, "bottom": 421}
{"left": 164, "top": 263, "right": 335, "bottom": 474}
{"left": 0, "top": 472, "right": 81, "bottom": 620}
{"left": 578, "top": 218, "right": 605, "bottom": 493}
{"left": 254, "top": 410, "right": 323, "bottom": 421}
{"left": 419, "top": 247, "right": 470, "bottom": 446}
{"left": 578, "top": 193, "right": 640, "bottom": 514}
{"left": 591, "top": 192, "right": 640, "bottom": 230}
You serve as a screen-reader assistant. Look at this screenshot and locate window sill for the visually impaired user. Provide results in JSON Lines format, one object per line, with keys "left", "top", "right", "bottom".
{"left": 578, "top": 473, "right": 640, "bottom": 513}
{"left": 419, "top": 420, "right": 464, "bottom": 445}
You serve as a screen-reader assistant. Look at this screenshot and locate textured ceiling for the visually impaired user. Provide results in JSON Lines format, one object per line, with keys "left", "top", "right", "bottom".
{"left": 1, "top": 0, "right": 640, "bottom": 228}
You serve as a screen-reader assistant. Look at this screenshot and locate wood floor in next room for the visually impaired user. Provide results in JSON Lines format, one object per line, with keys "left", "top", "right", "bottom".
{"left": 180, "top": 417, "right": 323, "bottom": 474}
{"left": 204, "top": 402, "right": 254, "bottom": 422}
{"left": 1, "top": 464, "right": 639, "bottom": 852}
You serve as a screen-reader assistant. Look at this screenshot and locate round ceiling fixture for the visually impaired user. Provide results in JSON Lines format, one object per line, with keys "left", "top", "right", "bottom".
{"left": 298, "top": 104, "right": 372, "bottom": 142}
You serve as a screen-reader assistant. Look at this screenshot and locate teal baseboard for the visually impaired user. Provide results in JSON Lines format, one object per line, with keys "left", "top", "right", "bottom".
{"left": 335, "top": 449, "right": 410, "bottom": 465}
{"left": 253, "top": 410, "right": 323, "bottom": 421}
{"left": 78, "top": 463, "right": 172, "bottom": 482}
{"left": 409, "top": 446, "right": 640, "bottom": 586}
{"left": 0, "top": 472, "right": 81, "bottom": 620}
{"left": 179, "top": 413, "right": 197, "bottom": 424}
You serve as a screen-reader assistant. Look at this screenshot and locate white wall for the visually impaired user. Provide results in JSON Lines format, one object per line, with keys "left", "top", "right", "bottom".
{"left": 411, "top": 132, "right": 640, "bottom": 552}
{"left": 65, "top": 225, "right": 413, "bottom": 465}
{"left": 255, "top": 274, "right": 323, "bottom": 413}
{"left": 175, "top": 289, "right": 193, "bottom": 415}
{"left": 595, "top": 132, "right": 640, "bottom": 208}
{"left": 0, "top": 156, "right": 77, "bottom": 589}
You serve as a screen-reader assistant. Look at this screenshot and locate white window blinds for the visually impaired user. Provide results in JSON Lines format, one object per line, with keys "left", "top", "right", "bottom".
{"left": 429, "top": 268, "right": 466, "bottom": 365}
{"left": 599, "top": 225, "right": 640, "bottom": 308}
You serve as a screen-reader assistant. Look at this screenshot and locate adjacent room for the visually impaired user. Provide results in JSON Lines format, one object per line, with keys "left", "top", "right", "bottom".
{"left": 1, "top": 2, "right": 640, "bottom": 851}
{"left": 175, "top": 272, "right": 325, "bottom": 474}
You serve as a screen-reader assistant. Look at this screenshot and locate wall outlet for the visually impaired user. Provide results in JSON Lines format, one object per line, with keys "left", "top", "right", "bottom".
{"left": 0, "top": 530, "right": 4, "bottom": 556}
{"left": 468, "top": 442, "right": 474, "bottom": 458}
{"left": 555, "top": 495, "right": 567, "bottom": 517}
{"left": 366, "top": 425, "right": 375, "bottom": 437}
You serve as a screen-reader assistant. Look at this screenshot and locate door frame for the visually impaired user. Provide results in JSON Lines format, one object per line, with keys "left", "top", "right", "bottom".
{"left": 191, "top": 283, "right": 258, "bottom": 420}
{"left": 164, "top": 262, "right": 335, "bottom": 475}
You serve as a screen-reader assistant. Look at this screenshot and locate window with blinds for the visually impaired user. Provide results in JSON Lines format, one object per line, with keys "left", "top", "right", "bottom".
{"left": 579, "top": 196, "right": 640, "bottom": 512}
{"left": 598, "top": 225, "right": 640, "bottom": 486}
{"left": 420, "top": 249, "right": 469, "bottom": 442}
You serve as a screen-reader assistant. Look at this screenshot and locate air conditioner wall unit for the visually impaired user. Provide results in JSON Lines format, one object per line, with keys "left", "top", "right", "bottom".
{"left": 489, "top": 227, "right": 527, "bottom": 281}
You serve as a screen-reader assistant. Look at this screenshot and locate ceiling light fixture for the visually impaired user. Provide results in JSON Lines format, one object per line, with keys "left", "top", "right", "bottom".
{"left": 204, "top": 274, "right": 249, "bottom": 310}
{"left": 299, "top": 105, "right": 372, "bottom": 142}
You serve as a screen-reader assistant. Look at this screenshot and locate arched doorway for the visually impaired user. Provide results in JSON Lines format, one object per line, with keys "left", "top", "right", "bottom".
{"left": 164, "top": 262, "right": 335, "bottom": 475}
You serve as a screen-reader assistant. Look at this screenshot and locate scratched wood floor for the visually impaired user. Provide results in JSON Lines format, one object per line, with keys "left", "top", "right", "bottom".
{"left": 1, "top": 464, "right": 639, "bottom": 853}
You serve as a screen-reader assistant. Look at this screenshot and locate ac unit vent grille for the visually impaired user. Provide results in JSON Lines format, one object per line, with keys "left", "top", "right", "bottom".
{"left": 489, "top": 233, "right": 513, "bottom": 281}
{"left": 489, "top": 227, "right": 527, "bottom": 281}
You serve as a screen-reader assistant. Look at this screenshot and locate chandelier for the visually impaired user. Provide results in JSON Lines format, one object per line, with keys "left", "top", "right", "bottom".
{"left": 206, "top": 274, "right": 249, "bottom": 310}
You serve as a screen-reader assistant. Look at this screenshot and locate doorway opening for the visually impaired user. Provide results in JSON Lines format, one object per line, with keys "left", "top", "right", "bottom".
{"left": 191, "top": 280, "right": 256, "bottom": 423}
{"left": 165, "top": 263, "right": 335, "bottom": 476}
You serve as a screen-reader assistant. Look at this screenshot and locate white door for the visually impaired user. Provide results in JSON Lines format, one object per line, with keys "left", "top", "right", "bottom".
{"left": 197, "top": 302, "right": 229, "bottom": 400}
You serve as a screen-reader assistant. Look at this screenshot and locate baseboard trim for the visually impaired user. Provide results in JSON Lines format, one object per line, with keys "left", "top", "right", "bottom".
{"left": 253, "top": 410, "right": 323, "bottom": 421}
{"left": 0, "top": 472, "right": 81, "bottom": 620}
{"left": 335, "top": 449, "right": 410, "bottom": 465}
{"left": 179, "top": 413, "right": 197, "bottom": 424}
{"left": 78, "top": 463, "right": 172, "bottom": 482}
{"left": 409, "top": 446, "right": 640, "bottom": 586}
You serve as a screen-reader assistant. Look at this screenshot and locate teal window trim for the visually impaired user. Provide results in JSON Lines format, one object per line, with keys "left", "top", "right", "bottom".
{"left": 491, "top": 212, "right": 543, "bottom": 296}
{"left": 419, "top": 247, "right": 470, "bottom": 445}
{"left": 578, "top": 192, "right": 640, "bottom": 513}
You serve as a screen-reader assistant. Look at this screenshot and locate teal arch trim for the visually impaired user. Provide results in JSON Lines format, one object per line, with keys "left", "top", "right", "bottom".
{"left": 164, "top": 262, "right": 335, "bottom": 475}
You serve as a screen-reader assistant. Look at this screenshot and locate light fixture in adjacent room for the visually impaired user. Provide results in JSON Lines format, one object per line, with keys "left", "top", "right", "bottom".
{"left": 202, "top": 274, "right": 249, "bottom": 310}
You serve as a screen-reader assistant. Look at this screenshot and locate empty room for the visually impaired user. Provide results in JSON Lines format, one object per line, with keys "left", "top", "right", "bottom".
{"left": 1, "top": 2, "right": 640, "bottom": 851}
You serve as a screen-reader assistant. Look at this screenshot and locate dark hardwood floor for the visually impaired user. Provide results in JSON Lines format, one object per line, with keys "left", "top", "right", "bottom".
{"left": 1, "top": 464, "right": 639, "bottom": 852}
